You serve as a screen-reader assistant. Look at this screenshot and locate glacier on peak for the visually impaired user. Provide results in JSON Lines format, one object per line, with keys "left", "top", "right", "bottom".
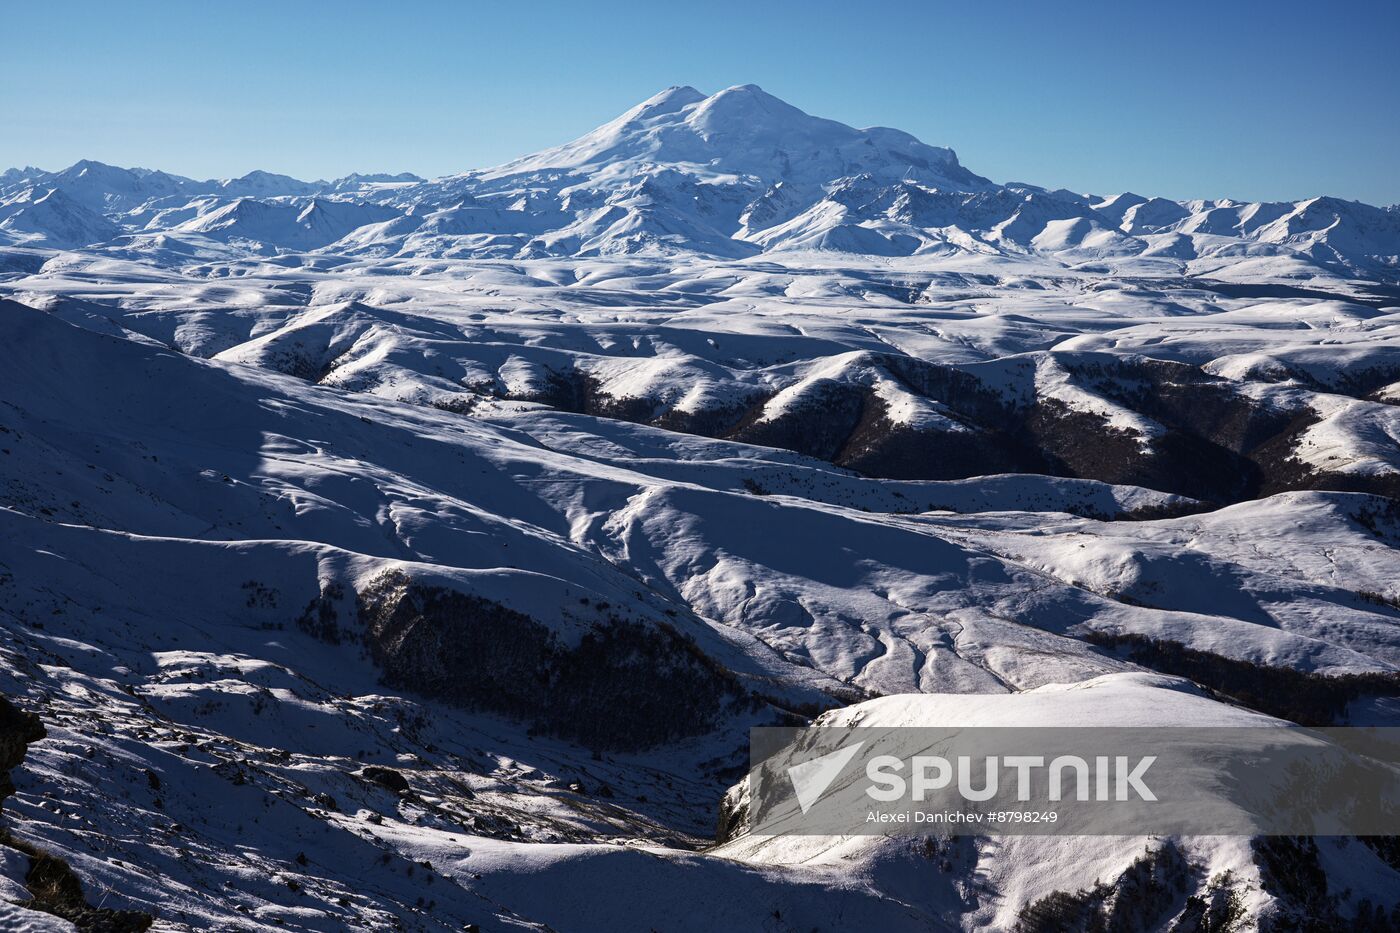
{"left": 477, "top": 82, "right": 985, "bottom": 192}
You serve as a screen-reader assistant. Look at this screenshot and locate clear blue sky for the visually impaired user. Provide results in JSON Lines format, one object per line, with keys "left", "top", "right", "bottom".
{"left": 4, "top": 0, "right": 1397, "bottom": 204}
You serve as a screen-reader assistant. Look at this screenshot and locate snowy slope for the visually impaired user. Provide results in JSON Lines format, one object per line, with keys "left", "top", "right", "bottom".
{"left": 1, "top": 285, "right": 1398, "bottom": 927}
{"left": 0, "top": 187, "right": 121, "bottom": 248}
{"left": 718, "top": 674, "right": 1400, "bottom": 931}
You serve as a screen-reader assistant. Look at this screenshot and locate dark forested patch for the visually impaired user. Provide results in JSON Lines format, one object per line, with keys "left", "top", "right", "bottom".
{"left": 1083, "top": 632, "right": 1400, "bottom": 725}
{"left": 1013, "top": 841, "right": 1202, "bottom": 933}
{"left": 499, "top": 351, "right": 1400, "bottom": 506}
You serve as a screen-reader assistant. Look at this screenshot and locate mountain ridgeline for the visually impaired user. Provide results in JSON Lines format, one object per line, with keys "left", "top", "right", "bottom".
{"left": 2, "top": 84, "right": 1398, "bottom": 277}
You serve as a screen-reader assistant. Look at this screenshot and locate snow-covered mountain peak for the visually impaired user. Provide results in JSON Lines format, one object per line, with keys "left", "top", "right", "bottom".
{"left": 65, "top": 158, "right": 129, "bottom": 177}
{"left": 0, "top": 165, "right": 45, "bottom": 182}
{"left": 480, "top": 84, "right": 988, "bottom": 191}
{"left": 323, "top": 171, "right": 424, "bottom": 192}
{"left": 685, "top": 82, "right": 812, "bottom": 133}
{"left": 619, "top": 83, "right": 708, "bottom": 122}
{"left": 214, "top": 168, "right": 322, "bottom": 197}
{"left": 0, "top": 184, "right": 121, "bottom": 247}
{"left": 3, "top": 87, "right": 1397, "bottom": 272}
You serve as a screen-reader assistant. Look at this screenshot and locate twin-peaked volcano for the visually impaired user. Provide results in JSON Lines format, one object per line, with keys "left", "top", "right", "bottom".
{"left": 476, "top": 83, "right": 987, "bottom": 189}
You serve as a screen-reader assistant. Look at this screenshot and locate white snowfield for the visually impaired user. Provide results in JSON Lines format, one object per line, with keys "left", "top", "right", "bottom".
{"left": 0, "top": 86, "right": 1398, "bottom": 931}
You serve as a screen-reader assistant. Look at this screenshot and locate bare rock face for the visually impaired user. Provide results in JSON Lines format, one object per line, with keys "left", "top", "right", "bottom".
{"left": 358, "top": 765, "right": 411, "bottom": 794}
{"left": 356, "top": 571, "right": 752, "bottom": 751}
{"left": 0, "top": 696, "right": 43, "bottom": 812}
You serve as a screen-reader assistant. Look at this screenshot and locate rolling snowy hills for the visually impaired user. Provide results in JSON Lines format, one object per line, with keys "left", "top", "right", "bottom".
{"left": 1, "top": 85, "right": 1399, "bottom": 931}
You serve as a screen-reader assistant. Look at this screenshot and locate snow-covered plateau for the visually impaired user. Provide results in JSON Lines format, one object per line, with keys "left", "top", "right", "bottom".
{"left": 1, "top": 85, "right": 1398, "bottom": 931}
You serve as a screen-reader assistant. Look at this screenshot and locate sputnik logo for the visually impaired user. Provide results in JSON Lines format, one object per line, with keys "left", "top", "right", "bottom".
{"left": 786, "top": 741, "right": 865, "bottom": 814}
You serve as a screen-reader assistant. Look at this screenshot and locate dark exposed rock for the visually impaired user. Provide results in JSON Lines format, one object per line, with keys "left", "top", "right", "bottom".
{"left": 356, "top": 570, "right": 750, "bottom": 751}
{"left": 714, "top": 786, "right": 748, "bottom": 845}
{"left": 518, "top": 368, "right": 662, "bottom": 425}
{"left": 22, "top": 851, "right": 153, "bottom": 933}
{"left": 0, "top": 695, "right": 44, "bottom": 810}
{"left": 359, "top": 765, "right": 410, "bottom": 794}
{"left": 0, "top": 695, "right": 154, "bottom": 932}
{"left": 732, "top": 379, "right": 869, "bottom": 462}
{"left": 840, "top": 394, "right": 1030, "bottom": 481}
{"left": 499, "top": 351, "right": 1400, "bottom": 506}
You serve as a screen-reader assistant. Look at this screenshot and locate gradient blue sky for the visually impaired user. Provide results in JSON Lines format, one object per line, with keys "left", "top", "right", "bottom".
{"left": 4, "top": 0, "right": 1397, "bottom": 204}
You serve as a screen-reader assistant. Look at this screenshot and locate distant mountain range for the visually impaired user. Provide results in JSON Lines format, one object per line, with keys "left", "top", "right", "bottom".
{"left": 3, "top": 84, "right": 1397, "bottom": 278}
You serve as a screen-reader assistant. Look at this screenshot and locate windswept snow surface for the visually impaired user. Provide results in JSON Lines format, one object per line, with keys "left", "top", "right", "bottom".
{"left": 1, "top": 86, "right": 1399, "bottom": 930}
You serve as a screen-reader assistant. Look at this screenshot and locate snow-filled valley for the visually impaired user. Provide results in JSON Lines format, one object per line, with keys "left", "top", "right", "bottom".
{"left": 1, "top": 85, "right": 1399, "bottom": 931}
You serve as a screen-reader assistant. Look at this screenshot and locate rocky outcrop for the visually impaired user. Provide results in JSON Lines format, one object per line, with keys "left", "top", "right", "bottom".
{"left": 0, "top": 696, "right": 153, "bottom": 933}
{"left": 0, "top": 697, "right": 43, "bottom": 813}
{"left": 356, "top": 571, "right": 753, "bottom": 751}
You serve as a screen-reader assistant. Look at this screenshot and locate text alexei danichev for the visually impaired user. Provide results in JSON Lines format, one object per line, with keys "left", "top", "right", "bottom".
{"left": 866, "top": 810, "right": 1061, "bottom": 824}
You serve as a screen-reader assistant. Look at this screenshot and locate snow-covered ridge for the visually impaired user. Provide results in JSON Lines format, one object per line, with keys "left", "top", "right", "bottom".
{"left": 4, "top": 85, "right": 1398, "bottom": 275}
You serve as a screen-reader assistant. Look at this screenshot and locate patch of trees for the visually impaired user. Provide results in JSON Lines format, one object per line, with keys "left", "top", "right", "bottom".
{"left": 1083, "top": 632, "right": 1400, "bottom": 726}
{"left": 1012, "top": 841, "right": 1221, "bottom": 932}
{"left": 1254, "top": 836, "right": 1400, "bottom": 932}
